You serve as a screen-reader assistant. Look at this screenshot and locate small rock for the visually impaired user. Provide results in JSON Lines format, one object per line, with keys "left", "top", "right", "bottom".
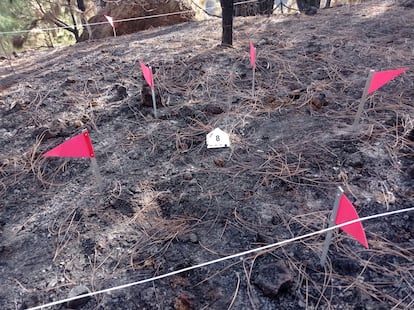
{"left": 67, "top": 285, "right": 91, "bottom": 309}
{"left": 21, "top": 294, "right": 39, "bottom": 309}
{"left": 288, "top": 88, "right": 303, "bottom": 100}
{"left": 174, "top": 293, "right": 192, "bottom": 310}
{"left": 189, "top": 233, "right": 198, "bottom": 243}
{"left": 61, "top": 77, "right": 77, "bottom": 86}
{"left": 271, "top": 214, "right": 282, "bottom": 225}
{"left": 204, "top": 104, "right": 224, "bottom": 115}
{"left": 178, "top": 232, "right": 198, "bottom": 243}
{"left": 188, "top": 178, "right": 198, "bottom": 186}
{"left": 183, "top": 171, "right": 193, "bottom": 181}
{"left": 332, "top": 257, "right": 361, "bottom": 276}
{"left": 178, "top": 106, "right": 197, "bottom": 118}
{"left": 346, "top": 152, "right": 364, "bottom": 169}
{"left": 310, "top": 93, "right": 328, "bottom": 111}
{"left": 214, "top": 159, "right": 225, "bottom": 167}
{"left": 113, "top": 84, "right": 128, "bottom": 100}
{"left": 70, "top": 119, "right": 84, "bottom": 128}
{"left": 256, "top": 233, "right": 273, "bottom": 244}
{"left": 47, "top": 278, "right": 58, "bottom": 288}
{"left": 252, "top": 261, "right": 292, "bottom": 297}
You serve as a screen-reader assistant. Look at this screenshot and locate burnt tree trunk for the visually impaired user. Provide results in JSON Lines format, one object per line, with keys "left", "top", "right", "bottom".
{"left": 296, "top": 0, "right": 320, "bottom": 15}
{"left": 67, "top": 0, "right": 80, "bottom": 42}
{"left": 220, "top": 0, "right": 233, "bottom": 46}
{"left": 313, "top": 0, "right": 321, "bottom": 8}
{"left": 77, "top": 0, "right": 85, "bottom": 11}
{"left": 234, "top": 0, "right": 274, "bottom": 16}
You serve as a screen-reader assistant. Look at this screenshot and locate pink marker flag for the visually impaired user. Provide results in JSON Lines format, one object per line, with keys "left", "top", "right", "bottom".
{"left": 140, "top": 61, "right": 154, "bottom": 89}
{"left": 104, "top": 15, "right": 114, "bottom": 28}
{"left": 43, "top": 130, "right": 95, "bottom": 158}
{"left": 250, "top": 41, "right": 256, "bottom": 69}
{"left": 335, "top": 193, "right": 368, "bottom": 248}
{"left": 368, "top": 68, "right": 408, "bottom": 94}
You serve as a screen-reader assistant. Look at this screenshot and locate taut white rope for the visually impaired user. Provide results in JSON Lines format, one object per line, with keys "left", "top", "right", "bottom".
{"left": 27, "top": 206, "right": 414, "bottom": 310}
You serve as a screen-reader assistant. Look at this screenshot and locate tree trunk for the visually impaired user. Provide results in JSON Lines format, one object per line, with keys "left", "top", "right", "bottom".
{"left": 67, "top": 0, "right": 79, "bottom": 42}
{"left": 312, "top": 0, "right": 321, "bottom": 7}
{"left": 220, "top": 0, "right": 233, "bottom": 46}
{"left": 296, "top": 0, "right": 320, "bottom": 15}
{"left": 77, "top": 0, "right": 85, "bottom": 12}
{"left": 234, "top": 0, "right": 274, "bottom": 16}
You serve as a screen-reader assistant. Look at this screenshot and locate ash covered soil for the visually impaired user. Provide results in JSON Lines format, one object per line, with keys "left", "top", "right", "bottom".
{"left": 1, "top": 1, "right": 414, "bottom": 309}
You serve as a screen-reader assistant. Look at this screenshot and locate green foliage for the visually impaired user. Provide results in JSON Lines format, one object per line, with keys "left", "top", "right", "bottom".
{"left": 0, "top": 0, "right": 96, "bottom": 53}
{"left": 0, "top": 0, "right": 31, "bottom": 53}
{"left": 0, "top": 0, "right": 32, "bottom": 32}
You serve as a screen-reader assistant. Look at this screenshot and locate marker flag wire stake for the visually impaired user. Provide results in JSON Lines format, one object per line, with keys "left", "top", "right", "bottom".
{"left": 320, "top": 187, "right": 343, "bottom": 266}
{"left": 352, "top": 68, "right": 408, "bottom": 132}
{"left": 250, "top": 41, "right": 256, "bottom": 69}
{"left": 367, "top": 68, "right": 408, "bottom": 95}
{"left": 26, "top": 206, "right": 414, "bottom": 310}
{"left": 335, "top": 192, "right": 368, "bottom": 248}
{"left": 139, "top": 61, "right": 154, "bottom": 89}
{"left": 43, "top": 129, "right": 103, "bottom": 191}
{"left": 139, "top": 61, "right": 157, "bottom": 118}
{"left": 320, "top": 187, "right": 367, "bottom": 266}
{"left": 151, "top": 81, "right": 157, "bottom": 118}
{"left": 43, "top": 130, "right": 94, "bottom": 158}
{"left": 250, "top": 41, "right": 256, "bottom": 98}
{"left": 352, "top": 69, "right": 374, "bottom": 132}
{"left": 104, "top": 15, "right": 116, "bottom": 37}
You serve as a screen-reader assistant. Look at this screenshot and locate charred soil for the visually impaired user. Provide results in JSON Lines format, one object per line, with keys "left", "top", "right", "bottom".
{"left": 0, "top": 1, "right": 413, "bottom": 309}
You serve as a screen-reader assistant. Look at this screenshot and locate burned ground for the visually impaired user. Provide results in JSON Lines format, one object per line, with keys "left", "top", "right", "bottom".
{"left": 0, "top": 1, "right": 413, "bottom": 309}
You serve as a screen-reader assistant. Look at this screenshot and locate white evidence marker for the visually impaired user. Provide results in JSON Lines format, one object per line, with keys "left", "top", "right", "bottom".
{"left": 206, "top": 128, "right": 230, "bottom": 149}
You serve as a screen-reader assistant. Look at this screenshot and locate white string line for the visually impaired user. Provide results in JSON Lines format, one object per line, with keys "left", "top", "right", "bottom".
{"left": 234, "top": 0, "right": 261, "bottom": 5}
{"left": 0, "top": 0, "right": 262, "bottom": 36}
{"left": 27, "top": 206, "right": 414, "bottom": 310}
{"left": 0, "top": 10, "right": 194, "bottom": 35}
